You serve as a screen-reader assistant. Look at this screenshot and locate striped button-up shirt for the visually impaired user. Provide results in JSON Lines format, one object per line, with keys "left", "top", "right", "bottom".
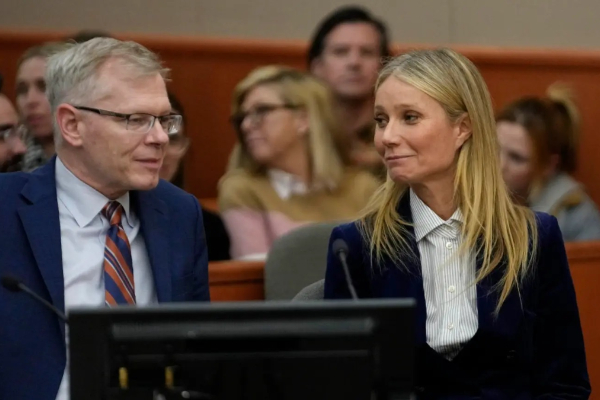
{"left": 410, "top": 190, "right": 478, "bottom": 359}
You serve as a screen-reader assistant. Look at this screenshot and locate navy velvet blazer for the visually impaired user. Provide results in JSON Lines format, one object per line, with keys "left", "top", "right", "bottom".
{"left": 0, "top": 158, "right": 210, "bottom": 400}
{"left": 324, "top": 195, "right": 591, "bottom": 399}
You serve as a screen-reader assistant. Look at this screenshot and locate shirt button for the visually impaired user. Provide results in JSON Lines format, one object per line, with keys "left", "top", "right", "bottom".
{"left": 448, "top": 285, "right": 456, "bottom": 293}
{"left": 448, "top": 323, "right": 454, "bottom": 330}
{"left": 446, "top": 242, "right": 453, "bottom": 250}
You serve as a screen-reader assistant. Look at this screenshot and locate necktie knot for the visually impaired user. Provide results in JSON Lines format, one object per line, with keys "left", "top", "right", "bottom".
{"left": 102, "top": 201, "right": 124, "bottom": 227}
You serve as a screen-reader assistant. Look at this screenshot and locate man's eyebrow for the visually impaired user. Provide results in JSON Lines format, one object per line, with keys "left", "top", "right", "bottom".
{"left": 0, "top": 123, "right": 15, "bottom": 131}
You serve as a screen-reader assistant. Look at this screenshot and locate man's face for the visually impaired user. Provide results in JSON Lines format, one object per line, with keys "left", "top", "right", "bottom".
{"left": 67, "top": 58, "right": 171, "bottom": 199}
{"left": 311, "top": 22, "right": 382, "bottom": 102}
{"left": 0, "top": 94, "right": 27, "bottom": 171}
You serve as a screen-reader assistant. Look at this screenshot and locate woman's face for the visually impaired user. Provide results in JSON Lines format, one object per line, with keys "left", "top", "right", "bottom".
{"left": 373, "top": 77, "right": 470, "bottom": 186}
{"left": 159, "top": 129, "right": 189, "bottom": 183}
{"left": 238, "top": 84, "right": 307, "bottom": 167}
{"left": 496, "top": 121, "right": 534, "bottom": 201}
{"left": 16, "top": 56, "right": 53, "bottom": 139}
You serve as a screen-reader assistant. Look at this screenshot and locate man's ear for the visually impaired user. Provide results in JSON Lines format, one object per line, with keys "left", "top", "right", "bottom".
{"left": 56, "top": 104, "right": 83, "bottom": 147}
{"left": 455, "top": 113, "right": 472, "bottom": 149}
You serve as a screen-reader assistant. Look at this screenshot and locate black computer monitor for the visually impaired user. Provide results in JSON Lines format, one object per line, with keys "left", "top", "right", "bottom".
{"left": 69, "top": 299, "right": 415, "bottom": 400}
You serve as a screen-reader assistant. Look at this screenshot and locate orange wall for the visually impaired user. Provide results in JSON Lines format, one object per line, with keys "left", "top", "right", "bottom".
{"left": 2, "top": 30, "right": 600, "bottom": 203}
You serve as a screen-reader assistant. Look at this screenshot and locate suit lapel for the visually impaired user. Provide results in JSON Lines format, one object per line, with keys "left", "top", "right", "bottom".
{"left": 17, "top": 158, "right": 65, "bottom": 337}
{"left": 133, "top": 189, "right": 172, "bottom": 302}
{"left": 475, "top": 252, "right": 524, "bottom": 336}
{"left": 391, "top": 193, "right": 427, "bottom": 344}
{"left": 397, "top": 238, "right": 427, "bottom": 344}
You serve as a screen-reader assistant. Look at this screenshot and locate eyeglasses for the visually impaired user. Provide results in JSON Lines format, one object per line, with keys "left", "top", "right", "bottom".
{"left": 73, "top": 106, "right": 183, "bottom": 135}
{"left": 0, "top": 124, "right": 27, "bottom": 142}
{"left": 230, "top": 103, "right": 298, "bottom": 132}
{"left": 168, "top": 133, "right": 190, "bottom": 150}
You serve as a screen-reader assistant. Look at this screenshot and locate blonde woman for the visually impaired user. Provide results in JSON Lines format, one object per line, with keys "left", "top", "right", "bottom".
{"left": 219, "top": 66, "right": 380, "bottom": 260}
{"left": 497, "top": 85, "right": 600, "bottom": 241}
{"left": 324, "top": 49, "right": 589, "bottom": 398}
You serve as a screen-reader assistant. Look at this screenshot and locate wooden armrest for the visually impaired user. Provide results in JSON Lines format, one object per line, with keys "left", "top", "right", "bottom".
{"left": 199, "top": 198, "right": 219, "bottom": 214}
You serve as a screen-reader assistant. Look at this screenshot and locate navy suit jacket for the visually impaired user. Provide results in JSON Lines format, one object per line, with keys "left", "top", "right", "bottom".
{"left": 0, "top": 158, "right": 210, "bottom": 400}
{"left": 324, "top": 195, "right": 590, "bottom": 399}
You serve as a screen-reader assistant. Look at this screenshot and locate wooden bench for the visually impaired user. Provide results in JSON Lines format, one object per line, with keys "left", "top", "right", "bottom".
{"left": 208, "top": 260, "right": 264, "bottom": 301}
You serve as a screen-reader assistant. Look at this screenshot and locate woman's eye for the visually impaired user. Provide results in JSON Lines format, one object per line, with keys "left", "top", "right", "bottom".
{"left": 404, "top": 113, "right": 419, "bottom": 123}
{"left": 374, "top": 116, "right": 388, "bottom": 128}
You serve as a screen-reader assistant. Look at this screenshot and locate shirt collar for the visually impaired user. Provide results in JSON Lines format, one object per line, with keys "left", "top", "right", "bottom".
{"left": 267, "top": 169, "right": 309, "bottom": 200}
{"left": 409, "top": 189, "right": 463, "bottom": 242}
{"left": 55, "top": 156, "right": 134, "bottom": 228}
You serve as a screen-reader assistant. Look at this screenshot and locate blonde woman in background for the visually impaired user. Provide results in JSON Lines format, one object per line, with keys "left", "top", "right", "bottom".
{"left": 219, "top": 66, "right": 380, "bottom": 260}
{"left": 325, "top": 49, "right": 589, "bottom": 398}
{"left": 497, "top": 84, "right": 600, "bottom": 241}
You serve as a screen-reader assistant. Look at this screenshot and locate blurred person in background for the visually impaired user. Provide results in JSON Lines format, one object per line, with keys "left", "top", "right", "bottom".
{"left": 161, "top": 92, "right": 190, "bottom": 187}
{"left": 308, "top": 6, "right": 390, "bottom": 175}
{"left": 219, "top": 66, "right": 380, "bottom": 260}
{"left": 0, "top": 82, "right": 27, "bottom": 171}
{"left": 67, "top": 30, "right": 113, "bottom": 43}
{"left": 163, "top": 91, "right": 230, "bottom": 261}
{"left": 497, "top": 84, "right": 600, "bottom": 241}
{"left": 16, "top": 42, "right": 69, "bottom": 171}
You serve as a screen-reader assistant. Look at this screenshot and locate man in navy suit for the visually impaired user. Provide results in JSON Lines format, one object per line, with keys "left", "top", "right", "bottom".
{"left": 0, "top": 38, "right": 210, "bottom": 400}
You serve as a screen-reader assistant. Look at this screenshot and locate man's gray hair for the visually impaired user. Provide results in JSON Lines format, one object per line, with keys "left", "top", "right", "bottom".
{"left": 45, "top": 37, "right": 170, "bottom": 143}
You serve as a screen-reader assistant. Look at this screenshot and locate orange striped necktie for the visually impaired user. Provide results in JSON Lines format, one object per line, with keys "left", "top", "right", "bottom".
{"left": 102, "top": 201, "right": 136, "bottom": 306}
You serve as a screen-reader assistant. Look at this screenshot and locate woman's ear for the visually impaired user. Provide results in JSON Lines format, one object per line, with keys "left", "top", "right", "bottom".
{"left": 294, "top": 109, "right": 310, "bottom": 137}
{"left": 454, "top": 113, "right": 472, "bottom": 149}
{"left": 56, "top": 104, "right": 83, "bottom": 147}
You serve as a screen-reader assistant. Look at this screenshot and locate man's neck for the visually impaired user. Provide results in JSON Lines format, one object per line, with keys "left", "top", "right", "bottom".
{"left": 338, "top": 97, "right": 373, "bottom": 137}
{"left": 57, "top": 151, "right": 126, "bottom": 200}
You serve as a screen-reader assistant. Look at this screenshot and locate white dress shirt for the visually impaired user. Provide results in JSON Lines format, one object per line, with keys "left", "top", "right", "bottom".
{"left": 267, "top": 168, "right": 333, "bottom": 200}
{"left": 54, "top": 157, "right": 157, "bottom": 400}
{"left": 267, "top": 169, "right": 310, "bottom": 200}
{"left": 410, "top": 189, "right": 478, "bottom": 360}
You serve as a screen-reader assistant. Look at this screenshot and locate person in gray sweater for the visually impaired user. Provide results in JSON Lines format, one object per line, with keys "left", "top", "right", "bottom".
{"left": 496, "top": 83, "right": 600, "bottom": 242}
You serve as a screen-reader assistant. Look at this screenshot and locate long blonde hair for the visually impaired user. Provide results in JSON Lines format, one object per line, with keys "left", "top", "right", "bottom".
{"left": 227, "top": 65, "right": 349, "bottom": 189}
{"left": 360, "top": 48, "right": 538, "bottom": 313}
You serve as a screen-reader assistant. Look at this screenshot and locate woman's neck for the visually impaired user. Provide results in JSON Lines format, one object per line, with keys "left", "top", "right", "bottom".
{"left": 411, "top": 178, "right": 457, "bottom": 220}
{"left": 269, "top": 142, "right": 311, "bottom": 185}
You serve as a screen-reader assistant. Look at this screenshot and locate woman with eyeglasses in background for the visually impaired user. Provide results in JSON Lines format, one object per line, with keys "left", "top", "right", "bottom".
{"left": 496, "top": 84, "right": 600, "bottom": 241}
{"left": 219, "top": 66, "right": 380, "bottom": 260}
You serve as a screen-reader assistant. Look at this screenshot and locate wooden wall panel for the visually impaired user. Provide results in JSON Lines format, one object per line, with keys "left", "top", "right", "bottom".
{"left": 2, "top": 30, "right": 600, "bottom": 204}
{"left": 566, "top": 241, "right": 600, "bottom": 398}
